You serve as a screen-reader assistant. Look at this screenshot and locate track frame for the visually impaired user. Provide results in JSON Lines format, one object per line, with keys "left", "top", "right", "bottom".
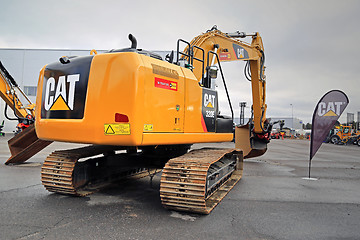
{"left": 160, "top": 148, "right": 243, "bottom": 214}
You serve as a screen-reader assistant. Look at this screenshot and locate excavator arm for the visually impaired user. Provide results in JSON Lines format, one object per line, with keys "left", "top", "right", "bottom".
{"left": 180, "top": 26, "right": 270, "bottom": 157}
{"left": 0, "top": 61, "right": 35, "bottom": 118}
{"left": 0, "top": 61, "right": 52, "bottom": 165}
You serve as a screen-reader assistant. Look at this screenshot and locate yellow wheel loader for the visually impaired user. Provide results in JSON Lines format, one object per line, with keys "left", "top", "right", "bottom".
{"left": 330, "top": 125, "right": 360, "bottom": 145}
{"left": 35, "top": 26, "right": 272, "bottom": 214}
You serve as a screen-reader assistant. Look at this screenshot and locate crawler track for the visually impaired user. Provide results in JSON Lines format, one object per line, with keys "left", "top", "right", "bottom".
{"left": 41, "top": 145, "right": 157, "bottom": 196}
{"left": 160, "top": 148, "right": 243, "bottom": 214}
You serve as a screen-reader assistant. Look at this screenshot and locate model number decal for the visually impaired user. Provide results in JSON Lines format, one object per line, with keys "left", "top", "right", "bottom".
{"left": 206, "top": 110, "right": 215, "bottom": 118}
{"left": 201, "top": 89, "right": 217, "bottom": 132}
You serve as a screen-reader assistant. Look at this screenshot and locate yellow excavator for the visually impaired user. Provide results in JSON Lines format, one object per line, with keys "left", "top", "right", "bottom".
{"left": 0, "top": 61, "right": 52, "bottom": 165}
{"left": 35, "top": 26, "right": 272, "bottom": 214}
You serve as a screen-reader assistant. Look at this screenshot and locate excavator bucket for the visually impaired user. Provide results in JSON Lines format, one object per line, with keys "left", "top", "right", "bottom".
{"left": 5, "top": 124, "right": 52, "bottom": 165}
{"left": 235, "top": 124, "right": 267, "bottom": 159}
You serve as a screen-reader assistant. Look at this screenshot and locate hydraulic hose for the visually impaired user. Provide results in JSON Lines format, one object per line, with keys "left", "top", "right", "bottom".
{"left": 4, "top": 103, "right": 18, "bottom": 121}
{"left": 4, "top": 96, "right": 28, "bottom": 122}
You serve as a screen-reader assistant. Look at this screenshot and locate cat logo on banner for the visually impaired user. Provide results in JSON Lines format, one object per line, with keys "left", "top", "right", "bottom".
{"left": 308, "top": 90, "right": 349, "bottom": 178}
{"left": 317, "top": 101, "right": 346, "bottom": 117}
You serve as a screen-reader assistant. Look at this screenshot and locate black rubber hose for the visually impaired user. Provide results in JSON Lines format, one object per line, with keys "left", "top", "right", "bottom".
{"left": 4, "top": 104, "right": 18, "bottom": 121}
{"left": 5, "top": 96, "right": 27, "bottom": 122}
{"left": 244, "top": 61, "right": 251, "bottom": 81}
{"left": 260, "top": 50, "right": 265, "bottom": 80}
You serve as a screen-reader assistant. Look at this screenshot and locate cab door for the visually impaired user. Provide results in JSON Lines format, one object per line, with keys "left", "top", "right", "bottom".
{"left": 142, "top": 57, "right": 185, "bottom": 133}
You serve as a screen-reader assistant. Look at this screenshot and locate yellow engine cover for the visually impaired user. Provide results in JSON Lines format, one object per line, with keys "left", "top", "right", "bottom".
{"left": 35, "top": 51, "right": 232, "bottom": 146}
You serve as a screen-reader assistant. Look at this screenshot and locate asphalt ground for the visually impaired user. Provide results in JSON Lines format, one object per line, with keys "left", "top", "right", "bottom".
{"left": 0, "top": 136, "right": 359, "bottom": 240}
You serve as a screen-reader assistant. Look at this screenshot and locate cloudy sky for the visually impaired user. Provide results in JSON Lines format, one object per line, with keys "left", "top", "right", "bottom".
{"left": 1, "top": 0, "right": 359, "bottom": 124}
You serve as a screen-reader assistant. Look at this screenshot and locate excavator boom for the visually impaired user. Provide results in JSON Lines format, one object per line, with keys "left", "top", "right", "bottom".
{"left": 180, "top": 27, "right": 270, "bottom": 157}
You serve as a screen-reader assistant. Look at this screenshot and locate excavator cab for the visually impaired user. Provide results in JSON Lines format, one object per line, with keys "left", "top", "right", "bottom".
{"left": 176, "top": 36, "right": 270, "bottom": 158}
{"left": 176, "top": 39, "right": 234, "bottom": 134}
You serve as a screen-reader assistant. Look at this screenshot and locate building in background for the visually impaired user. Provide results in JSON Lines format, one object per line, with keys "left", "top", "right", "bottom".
{"left": 347, "top": 113, "right": 354, "bottom": 125}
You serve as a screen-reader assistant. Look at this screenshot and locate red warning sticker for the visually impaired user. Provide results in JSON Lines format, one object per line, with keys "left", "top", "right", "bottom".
{"left": 154, "top": 77, "right": 177, "bottom": 91}
{"left": 219, "top": 52, "right": 231, "bottom": 61}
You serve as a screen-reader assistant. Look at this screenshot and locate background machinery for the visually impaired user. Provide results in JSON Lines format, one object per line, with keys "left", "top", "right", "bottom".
{"left": 0, "top": 61, "right": 52, "bottom": 164}
{"left": 328, "top": 124, "right": 360, "bottom": 145}
{"left": 35, "top": 26, "right": 271, "bottom": 214}
{"left": 270, "top": 120, "right": 285, "bottom": 139}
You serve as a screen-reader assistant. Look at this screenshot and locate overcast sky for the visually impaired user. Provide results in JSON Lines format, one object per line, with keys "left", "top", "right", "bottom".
{"left": 1, "top": 0, "right": 359, "bottom": 124}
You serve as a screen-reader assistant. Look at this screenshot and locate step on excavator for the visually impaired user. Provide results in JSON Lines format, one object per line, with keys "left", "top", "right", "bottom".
{"left": 35, "top": 26, "right": 272, "bottom": 214}
{"left": 0, "top": 61, "right": 52, "bottom": 165}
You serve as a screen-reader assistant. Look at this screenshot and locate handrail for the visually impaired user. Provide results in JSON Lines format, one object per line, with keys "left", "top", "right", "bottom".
{"left": 207, "top": 51, "right": 234, "bottom": 120}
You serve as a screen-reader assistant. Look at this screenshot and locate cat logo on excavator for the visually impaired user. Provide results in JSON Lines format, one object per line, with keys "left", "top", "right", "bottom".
{"left": 40, "top": 55, "right": 93, "bottom": 119}
{"left": 203, "top": 93, "right": 216, "bottom": 108}
{"left": 44, "top": 74, "right": 79, "bottom": 111}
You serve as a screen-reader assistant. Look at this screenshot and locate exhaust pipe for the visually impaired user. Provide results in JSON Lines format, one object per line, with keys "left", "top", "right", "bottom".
{"left": 128, "top": 34, "right": 137, "bottom": 49}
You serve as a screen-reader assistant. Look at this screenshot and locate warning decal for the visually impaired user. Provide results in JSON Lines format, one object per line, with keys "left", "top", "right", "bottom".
{"left": 219, "top": 52, "right": 231, "bottom": 61}
{"left": 104, "top": 123, "right": 130, "bottom": 135}
{"left": 143, "top": 124, "right": 153, "bottom": 131}
{"left": 154, "top": 77, "right": 177, "bottom": 91}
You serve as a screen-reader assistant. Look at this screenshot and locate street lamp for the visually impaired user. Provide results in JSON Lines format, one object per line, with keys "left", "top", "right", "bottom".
{"left": 290, "top": 104, "right": 293, "bottom": 130}
{"left": 239, "top": 102, "right": 246, "bottom": 125}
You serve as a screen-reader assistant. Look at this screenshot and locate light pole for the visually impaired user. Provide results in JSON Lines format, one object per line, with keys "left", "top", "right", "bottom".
{"left": 290, "top": 104, "right": 293, "bottom": 130}
{"left": 239, "top": 102, "right": 246, "bottom": 125}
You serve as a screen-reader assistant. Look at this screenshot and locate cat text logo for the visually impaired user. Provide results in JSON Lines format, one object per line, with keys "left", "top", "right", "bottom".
{"left": 44, "top": 74, "right": 80, "bottom": 111}
{"left": 317, "top": 102, "right": 344, "bottom": 117}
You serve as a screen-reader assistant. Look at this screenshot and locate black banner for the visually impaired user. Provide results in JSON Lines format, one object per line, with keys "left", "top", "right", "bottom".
{"left": 309, "top": 90, "right": 349, "bottom": 177}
